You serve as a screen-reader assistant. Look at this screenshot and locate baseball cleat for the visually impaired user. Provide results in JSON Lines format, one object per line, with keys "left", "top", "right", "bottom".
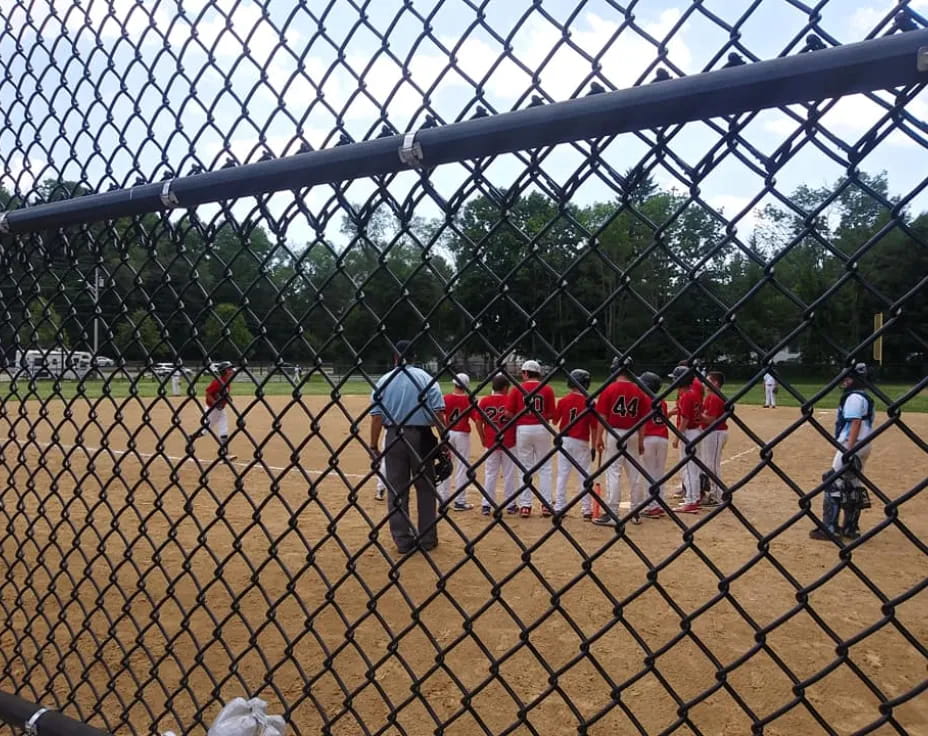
{"left": 506, "top": 504, "right": 519, "bottom": 514}
{"left": 452, "top": 502, "right": 474, "bottom": 512}
{"left": 519, "top": 506, "right": 531, "bottom": 518}
{"left": 375, "top": 488, "right": 385, "bottom": 502}
{"left": 541, "top": 506, "right": 553, "bottom": 518}
{"left": 582, "top": 512, "right": 593, "bottom": 522}
{"left": 675, "top": 503, "right": 701, "bottom": 514}
{"left": 481, "top": 505, "right": 492, "bottom": 516}
{"left": 592, "top": 516, "right": 616, "bottom": 527}
{"left": 642, "top": 508, "right": 665, "bottom": 519}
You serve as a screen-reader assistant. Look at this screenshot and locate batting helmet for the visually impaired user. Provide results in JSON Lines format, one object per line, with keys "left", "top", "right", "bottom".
{"left": 639, "top": 371, "right": 661, "bottom": 394}
{"left": 568, "top": 369, "right": 591, "bottom": 391}
{"left": 667, "top": 365, "right": 689, "bottom": 382}
{"left": 213, "top": 361, "right": 234, "bottom": 372}
{"left": 610, "top": 355, "right": 633, "bottom": 373}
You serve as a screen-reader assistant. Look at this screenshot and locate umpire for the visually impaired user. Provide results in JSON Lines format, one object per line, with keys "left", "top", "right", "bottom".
{"left": 368, "top": 340, "right": 448, "bottom": 554}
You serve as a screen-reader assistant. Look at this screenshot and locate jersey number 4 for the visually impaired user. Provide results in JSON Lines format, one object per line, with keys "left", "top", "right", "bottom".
{"left": 612, "top": 396, "right": 639, "bottom": 417}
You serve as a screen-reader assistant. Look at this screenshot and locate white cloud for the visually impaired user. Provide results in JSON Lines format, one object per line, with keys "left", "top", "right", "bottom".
{"left": 706, "top": 194, "right": 762, "bottom": 234}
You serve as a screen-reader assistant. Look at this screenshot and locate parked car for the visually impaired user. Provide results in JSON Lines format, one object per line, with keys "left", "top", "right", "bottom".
{"left": 152, "top": 363, "right": 192, "bottom": 377}
{"left": 93, "top": 356, "right": 115, "bottom": 368}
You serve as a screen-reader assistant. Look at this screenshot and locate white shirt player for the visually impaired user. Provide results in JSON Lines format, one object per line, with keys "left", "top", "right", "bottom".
{"left": 837, "top": 393, "right": 872, "bottom": 444}
{"left": 763, "top": 372, "right": 776, "bottom": 387}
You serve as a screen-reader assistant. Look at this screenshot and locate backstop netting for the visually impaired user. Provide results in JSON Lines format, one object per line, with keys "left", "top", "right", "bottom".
{"left": 1, "top": 1, "right": 927, "bottom": 734}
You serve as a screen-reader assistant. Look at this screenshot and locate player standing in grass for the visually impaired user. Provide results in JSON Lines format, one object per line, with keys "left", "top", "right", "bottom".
{"left": 554, "top": 369, "right": 596, "bottom": 519}
{"left": 439, "top": 373, "right": 476, "bottom": 511}
{"left": 672, "top": 375, "right": 704, "bottom": 514}
{"left": 505, "top": 360, "right": 557, "bottom": 518}
{"left": 763, "top": 371, "right": 777, "bottom": 408}
{"left": 593, "top": 358, "right": 647, "bottom": 526}
{"left": 476, "top": 374, "right": 518, "bottom": 516}
{"left": 698, "top": 370, "right": 729, "bottom": 507}
{"left": 635, "top": 371, "right": 670, "bottom": 519}
{"left": 188, "top": 361, "right": 237, "bottom": 461}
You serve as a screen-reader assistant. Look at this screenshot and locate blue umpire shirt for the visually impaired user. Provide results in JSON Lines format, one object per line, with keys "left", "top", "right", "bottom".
{"left": 370, "top": 364, "right": 445, "bottom": 427}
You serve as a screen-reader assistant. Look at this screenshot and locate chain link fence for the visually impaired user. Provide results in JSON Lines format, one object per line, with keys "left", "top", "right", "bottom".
{"left": 1, "top": 1, "right": 927, "bottom": 734}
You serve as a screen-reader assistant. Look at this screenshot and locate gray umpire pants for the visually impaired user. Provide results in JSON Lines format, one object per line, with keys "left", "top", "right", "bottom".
{"left": 384, "top": 426, "right": 438, "bottom": 549}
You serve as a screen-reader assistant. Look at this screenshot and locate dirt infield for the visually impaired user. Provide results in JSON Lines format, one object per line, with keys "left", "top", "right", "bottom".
{"left": 0, "top": 394, "right": 925, "bottom": 735}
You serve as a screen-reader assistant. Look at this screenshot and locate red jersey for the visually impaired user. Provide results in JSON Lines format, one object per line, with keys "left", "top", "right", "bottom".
{"left": 556, "top": 392, "right": 595, "bottom": 442}
{"left": 677, "top": 384, "right": 703, "bottom": 429}
{"left": 444, "top": 393, "right": 475, "bottom": 433}
{"left": 674, "top": 389, "right": 687, "bottom": 428}
{"left": 505, "top": 381, "right": 557, "bottom": 426}
{"left": 477, "top": 394, "right": 515, "bottom": 448}
{"left": 205, "top": 377, "right": 232, "bottom": 409}
{"left": 702, "top": 391, "right": 728, "bottom": 431}
{"left": 595, "top": 379, "right": 646, "bottom": 430}
{"left": 643, "top": 398, "right": 670, "bottom": 438}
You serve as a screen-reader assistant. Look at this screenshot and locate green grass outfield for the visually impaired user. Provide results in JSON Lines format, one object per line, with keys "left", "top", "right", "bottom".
{"left": 1, "top": 376, "right": 925, "bottom": 412}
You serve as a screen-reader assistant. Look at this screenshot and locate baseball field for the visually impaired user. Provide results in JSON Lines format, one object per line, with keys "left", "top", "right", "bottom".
{"left": 0, "top": 393, "right": 925, "bottom": 735}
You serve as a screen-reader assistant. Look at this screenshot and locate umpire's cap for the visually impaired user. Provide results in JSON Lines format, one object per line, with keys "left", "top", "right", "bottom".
{"left": 394, "top": 339, "right": 416, "bottom": 360}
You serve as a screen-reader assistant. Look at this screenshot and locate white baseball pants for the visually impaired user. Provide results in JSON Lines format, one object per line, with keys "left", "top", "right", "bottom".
{"left": 764, "top": 385, "right": 776, "bottom": 407}
{"left": 376, "top": 435, "right": 387, "bottom": 491}
{"left": 681, "top": 428, "right": 702, "bottom": 505}
{"left": 603, "top": 431, "right": 641, "bottom": 514}
{"left": 636, "top": 436, "right": 668, "bottom": 510}
{"left": 516, "top": 424, "right": 553, "bottom": 509}
{"left": 438, "top": 430, "right": 472, "bottom": 505}
{"left": 482, "top": 447, "right": 518, "bottom": 508}
{"left": 700, "top": 430, "right": 728, "bottom": 502}
{"left": 554, "top": 436, "right": 592, "bottom": 514}
{"left": 207, "top": 407, "right": 229, "bottom": 438}
{"left": 832, "top": 442, "right": 871, "bottom": 474}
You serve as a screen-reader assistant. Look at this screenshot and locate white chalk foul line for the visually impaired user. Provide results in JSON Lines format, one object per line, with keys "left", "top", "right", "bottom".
{"left": 19, "top": 440, "right": 369, "bottom": 480}
{"left": 720, "top": 447, "right": 759, "bottom": 466}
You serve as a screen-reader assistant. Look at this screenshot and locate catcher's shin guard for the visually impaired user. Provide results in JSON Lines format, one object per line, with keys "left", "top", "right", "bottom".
{"left": 820, "top": 469, "right": 842, "bottom": 534}
{"left": 840, "top": 484, "right": 865, "bottom": 538}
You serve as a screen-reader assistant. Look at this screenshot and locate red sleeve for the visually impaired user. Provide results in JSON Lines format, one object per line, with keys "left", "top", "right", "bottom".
{"left": 505, "top": 387, "right": 520, "bottom": 415}
{"left": 596, "top": 385, "right": 612, "bottom": 417}
{"left": 544, "top": 386, "right": 557, "bottom": 420}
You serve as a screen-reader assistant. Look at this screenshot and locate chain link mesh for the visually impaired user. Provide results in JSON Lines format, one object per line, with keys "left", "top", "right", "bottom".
{"left": 2, "top": 1, "right": 927, "bottom": 734}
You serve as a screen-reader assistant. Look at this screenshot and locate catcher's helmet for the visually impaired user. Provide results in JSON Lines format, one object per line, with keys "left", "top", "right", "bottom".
{"left": 639, "top": 371, "right": 661, "bottom": 394}
{"left": 568, "top": 369, "right": 591, "bottom": 391}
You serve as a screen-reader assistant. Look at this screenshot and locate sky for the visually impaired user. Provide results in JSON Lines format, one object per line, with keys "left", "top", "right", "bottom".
{"left": 2, "top": 0, "right": 928, "bottom": 249}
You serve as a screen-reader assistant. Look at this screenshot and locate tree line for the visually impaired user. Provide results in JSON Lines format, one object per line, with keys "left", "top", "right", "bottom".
{"left": 1, "top": 171, "right": 925, "bottom": 379}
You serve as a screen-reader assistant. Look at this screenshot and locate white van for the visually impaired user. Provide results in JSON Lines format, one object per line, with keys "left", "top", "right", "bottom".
{"left": 16, "top": 349, "right": 93, "bottom": 380}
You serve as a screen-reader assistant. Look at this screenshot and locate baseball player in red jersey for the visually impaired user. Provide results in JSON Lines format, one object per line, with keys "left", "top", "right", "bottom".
{"left": 476, "top": 374, "right": 518, "bottom": 516}
{"left": 188, "top": 361, "right": 237, "bottom": 460}
{"left": 698, "top": 371, "right": 729, "bottom": 506}
{"left": 666, "top": 364, "right": 690, "bottom": 499}
{"left": 635, "top": 371, "right": 670, "bottom": 519}
{"left": 505, "top": 359, "right": 557, "bottom": 517}
{"left": 440, "top": 373, "right": 476, "bottom": 511}
{"left": 554, "top": 369, "right": 596, "bottom": 519}
{"left": 593, "top": 358, "right": 647, "bottom": 526}
{"left": 673, "top": 376, "right": 705, "bottom": 513}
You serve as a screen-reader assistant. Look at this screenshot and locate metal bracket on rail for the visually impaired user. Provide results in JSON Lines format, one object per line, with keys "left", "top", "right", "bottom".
{"left": 919, "top": 46, "right": 928, "bottom": 72}
{"left": 398, "top": 132, "right": 423, "bottom": 168}
{"left": 0, "top": 213, "right": 9, "bottom": 235}
{"left": 24, "top": 708, "right": 49, "bottom": 736}
{"left": 160, "top": 179, "right": 180, "bottom": 209}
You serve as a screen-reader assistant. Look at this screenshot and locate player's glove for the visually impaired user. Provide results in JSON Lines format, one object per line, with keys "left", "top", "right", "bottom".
{"left": 433, "top": 448, "right": 453, "bottom": 482}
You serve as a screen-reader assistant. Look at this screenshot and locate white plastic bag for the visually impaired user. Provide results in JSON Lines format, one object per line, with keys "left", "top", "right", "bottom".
{"left": 162, "top": 697, "right": 286, "bottom": 736}
{"left": 207, "top": 698, "right": 286, "bottom": 736}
